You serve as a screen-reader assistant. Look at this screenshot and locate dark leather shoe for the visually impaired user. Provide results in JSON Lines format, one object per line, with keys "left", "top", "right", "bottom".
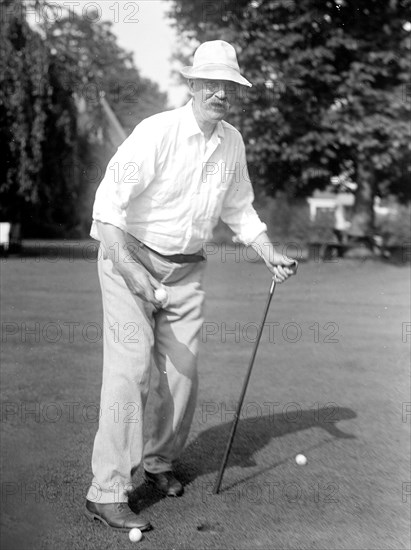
{"left": 144, "top": 470, "right": 184, "bottom": 497}
{"left": 84, "top": 500, "right": 152, "bottom": 532}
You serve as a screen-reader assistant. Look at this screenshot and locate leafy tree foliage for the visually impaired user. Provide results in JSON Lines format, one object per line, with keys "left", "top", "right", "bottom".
{"left": 0, "top": 0, "right": 51, "bottom": 220}
{"left": 168, "top": 0, "right": 410, "bottom": 235}
{"left": 0, "top": 0, "right": 166, "bottom": 237}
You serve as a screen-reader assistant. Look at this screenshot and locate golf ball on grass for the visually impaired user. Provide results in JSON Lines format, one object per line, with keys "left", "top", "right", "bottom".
{"left": 295, "top": 454, "right": 307, "bottom": 466}
{"left": 154, "top": 287, "right": 169, "bottom": 307}
{"left": 129, "top": 528, "right": 142, "bottom": 542}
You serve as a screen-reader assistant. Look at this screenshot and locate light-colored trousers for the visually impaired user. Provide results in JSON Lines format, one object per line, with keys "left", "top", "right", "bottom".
{"left": 86, "top": 241, "right": 206, "bottom": 503}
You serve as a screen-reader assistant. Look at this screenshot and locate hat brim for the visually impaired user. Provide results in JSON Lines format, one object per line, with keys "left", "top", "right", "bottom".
{"left": 181, "top": 64, "right": 252, "bottom": 87}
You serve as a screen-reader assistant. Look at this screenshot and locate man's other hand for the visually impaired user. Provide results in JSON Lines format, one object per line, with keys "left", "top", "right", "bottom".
{"left": 116, "top": 262, "right": 163, "bottom": 306}
{"left": 94, "top": 222, "right": 164, "bottom": 306}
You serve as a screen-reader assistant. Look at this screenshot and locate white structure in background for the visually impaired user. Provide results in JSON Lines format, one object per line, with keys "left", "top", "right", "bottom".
{"left": 307, "top": 173, "right": 397, "bottom": 227}
{"left": 307, "top": 191, "right": 397, "bottom": 223}
{"left": 307, "top": 190, "right": 355, "bottom": 222}
{"left": 307, "top": 174, "right": 356, "bottom": 224}
{"left": 0, "top": 223, "right": 11, "bottom": 251}
{"left": 0, "top": 223, "right": 22, "bottom": 255}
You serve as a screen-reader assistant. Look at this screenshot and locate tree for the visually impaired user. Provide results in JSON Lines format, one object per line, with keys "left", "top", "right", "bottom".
{"left": 0, "top": 0, "right": 52, "bottom": 223}
{"left": 168, "top": 0, "right": 410, "bottom": 236}
{"left": 39, "top": 3, "right": 167, "bottom": 235}
{"left": 0, "top": 0, "right": 167, "bottom": 237}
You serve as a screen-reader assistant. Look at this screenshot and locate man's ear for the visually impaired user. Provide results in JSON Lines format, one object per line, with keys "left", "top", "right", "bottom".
{"left": 187, "top": 79, "right": 195, "bottom": 95}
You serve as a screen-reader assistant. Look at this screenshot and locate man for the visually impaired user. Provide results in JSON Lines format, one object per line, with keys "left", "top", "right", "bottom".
{"left": 84, "top": 40, "right": 297, "bottom": 532}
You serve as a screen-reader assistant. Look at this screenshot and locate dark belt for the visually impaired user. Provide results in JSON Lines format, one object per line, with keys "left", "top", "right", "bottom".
{"left": 137, "top": 240, "right": 205, "bottom": 264}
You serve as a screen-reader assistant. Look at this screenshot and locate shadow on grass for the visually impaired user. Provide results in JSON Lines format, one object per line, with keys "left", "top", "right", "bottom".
{"left": 128, "top": 406, "right": 356, "bottom": 512}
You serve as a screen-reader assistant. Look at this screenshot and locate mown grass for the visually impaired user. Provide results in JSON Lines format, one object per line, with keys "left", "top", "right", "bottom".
{"left": 1, "top": 252, "right": 410, "bottom": 549}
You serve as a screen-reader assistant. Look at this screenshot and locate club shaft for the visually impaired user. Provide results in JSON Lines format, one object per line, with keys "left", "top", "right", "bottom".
{"left": 212, "top": 279, "right": 276, "bottom": 494}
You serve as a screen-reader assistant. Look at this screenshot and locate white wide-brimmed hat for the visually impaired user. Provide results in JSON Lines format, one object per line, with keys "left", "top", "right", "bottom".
{"left": 180, "top": 40, "right": 252, "bottom": 87}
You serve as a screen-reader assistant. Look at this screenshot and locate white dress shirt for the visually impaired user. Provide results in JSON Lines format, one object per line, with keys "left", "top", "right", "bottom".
{"left": 90, "top": 100, "right": 267, "bottom": 254}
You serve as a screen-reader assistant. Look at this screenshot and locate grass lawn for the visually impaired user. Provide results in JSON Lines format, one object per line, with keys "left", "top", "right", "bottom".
{"left": 1, "top": 249, "right": 410, "bottom": 549}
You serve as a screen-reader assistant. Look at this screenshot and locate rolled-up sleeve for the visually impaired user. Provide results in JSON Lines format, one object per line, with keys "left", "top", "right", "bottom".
{"left": 220, "top": 138, "right": 267, "bottom": 245}
{"left": 91, "top": 119, "right": 157, "bottom": 233}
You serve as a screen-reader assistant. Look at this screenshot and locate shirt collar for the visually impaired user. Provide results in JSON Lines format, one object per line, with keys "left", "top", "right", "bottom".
{"left": 181, "top": 99, "right": 225, "bottom": 142}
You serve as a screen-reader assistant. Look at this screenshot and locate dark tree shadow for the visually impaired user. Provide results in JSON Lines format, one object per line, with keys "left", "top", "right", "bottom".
{"left": 128, "top": 406, "right": 356, "bottom": 512}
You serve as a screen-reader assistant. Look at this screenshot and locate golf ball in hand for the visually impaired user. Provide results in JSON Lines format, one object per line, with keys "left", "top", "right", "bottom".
{"left": 295, "top": 454, "right": 307, "bottom": 466}
{"left": 154, "top": 287, "right": 168, "bottom": 305}
{"left": 129, "top": 528, "right": 142, "bottom": 542}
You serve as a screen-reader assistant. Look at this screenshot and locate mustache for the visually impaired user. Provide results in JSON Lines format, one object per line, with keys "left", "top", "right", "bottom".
{"left": 210, "top": 100, "right": 229, "bottom": 107}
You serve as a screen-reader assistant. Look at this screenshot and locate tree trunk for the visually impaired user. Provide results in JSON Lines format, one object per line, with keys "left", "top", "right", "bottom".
{"left": 349, "top": 159, "right": 375, "bottom": 238}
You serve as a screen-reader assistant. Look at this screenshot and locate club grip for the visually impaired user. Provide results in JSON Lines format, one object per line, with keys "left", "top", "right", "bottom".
{"left": 289, "top": 260, "right": 298, "bottom": 274}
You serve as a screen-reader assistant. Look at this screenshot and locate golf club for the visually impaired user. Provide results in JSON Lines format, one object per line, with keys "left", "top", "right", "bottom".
{"left": 213, "top": 261, "right": 298, "bottom": 494}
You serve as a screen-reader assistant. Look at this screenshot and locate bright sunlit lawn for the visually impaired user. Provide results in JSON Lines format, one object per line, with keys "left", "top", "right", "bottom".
{"left": 1, "top": 249, "right": 409, "bottom": 549}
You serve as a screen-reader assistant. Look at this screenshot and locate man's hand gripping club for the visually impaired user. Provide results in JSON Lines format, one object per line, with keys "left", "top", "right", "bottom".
{"left": 250, "top": 231, "right": 298, "bottom": 283}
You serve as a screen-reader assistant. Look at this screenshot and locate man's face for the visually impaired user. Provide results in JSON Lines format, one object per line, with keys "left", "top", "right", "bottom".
{"left": 189, "top": 79, "right": 240, "bottom": 123}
